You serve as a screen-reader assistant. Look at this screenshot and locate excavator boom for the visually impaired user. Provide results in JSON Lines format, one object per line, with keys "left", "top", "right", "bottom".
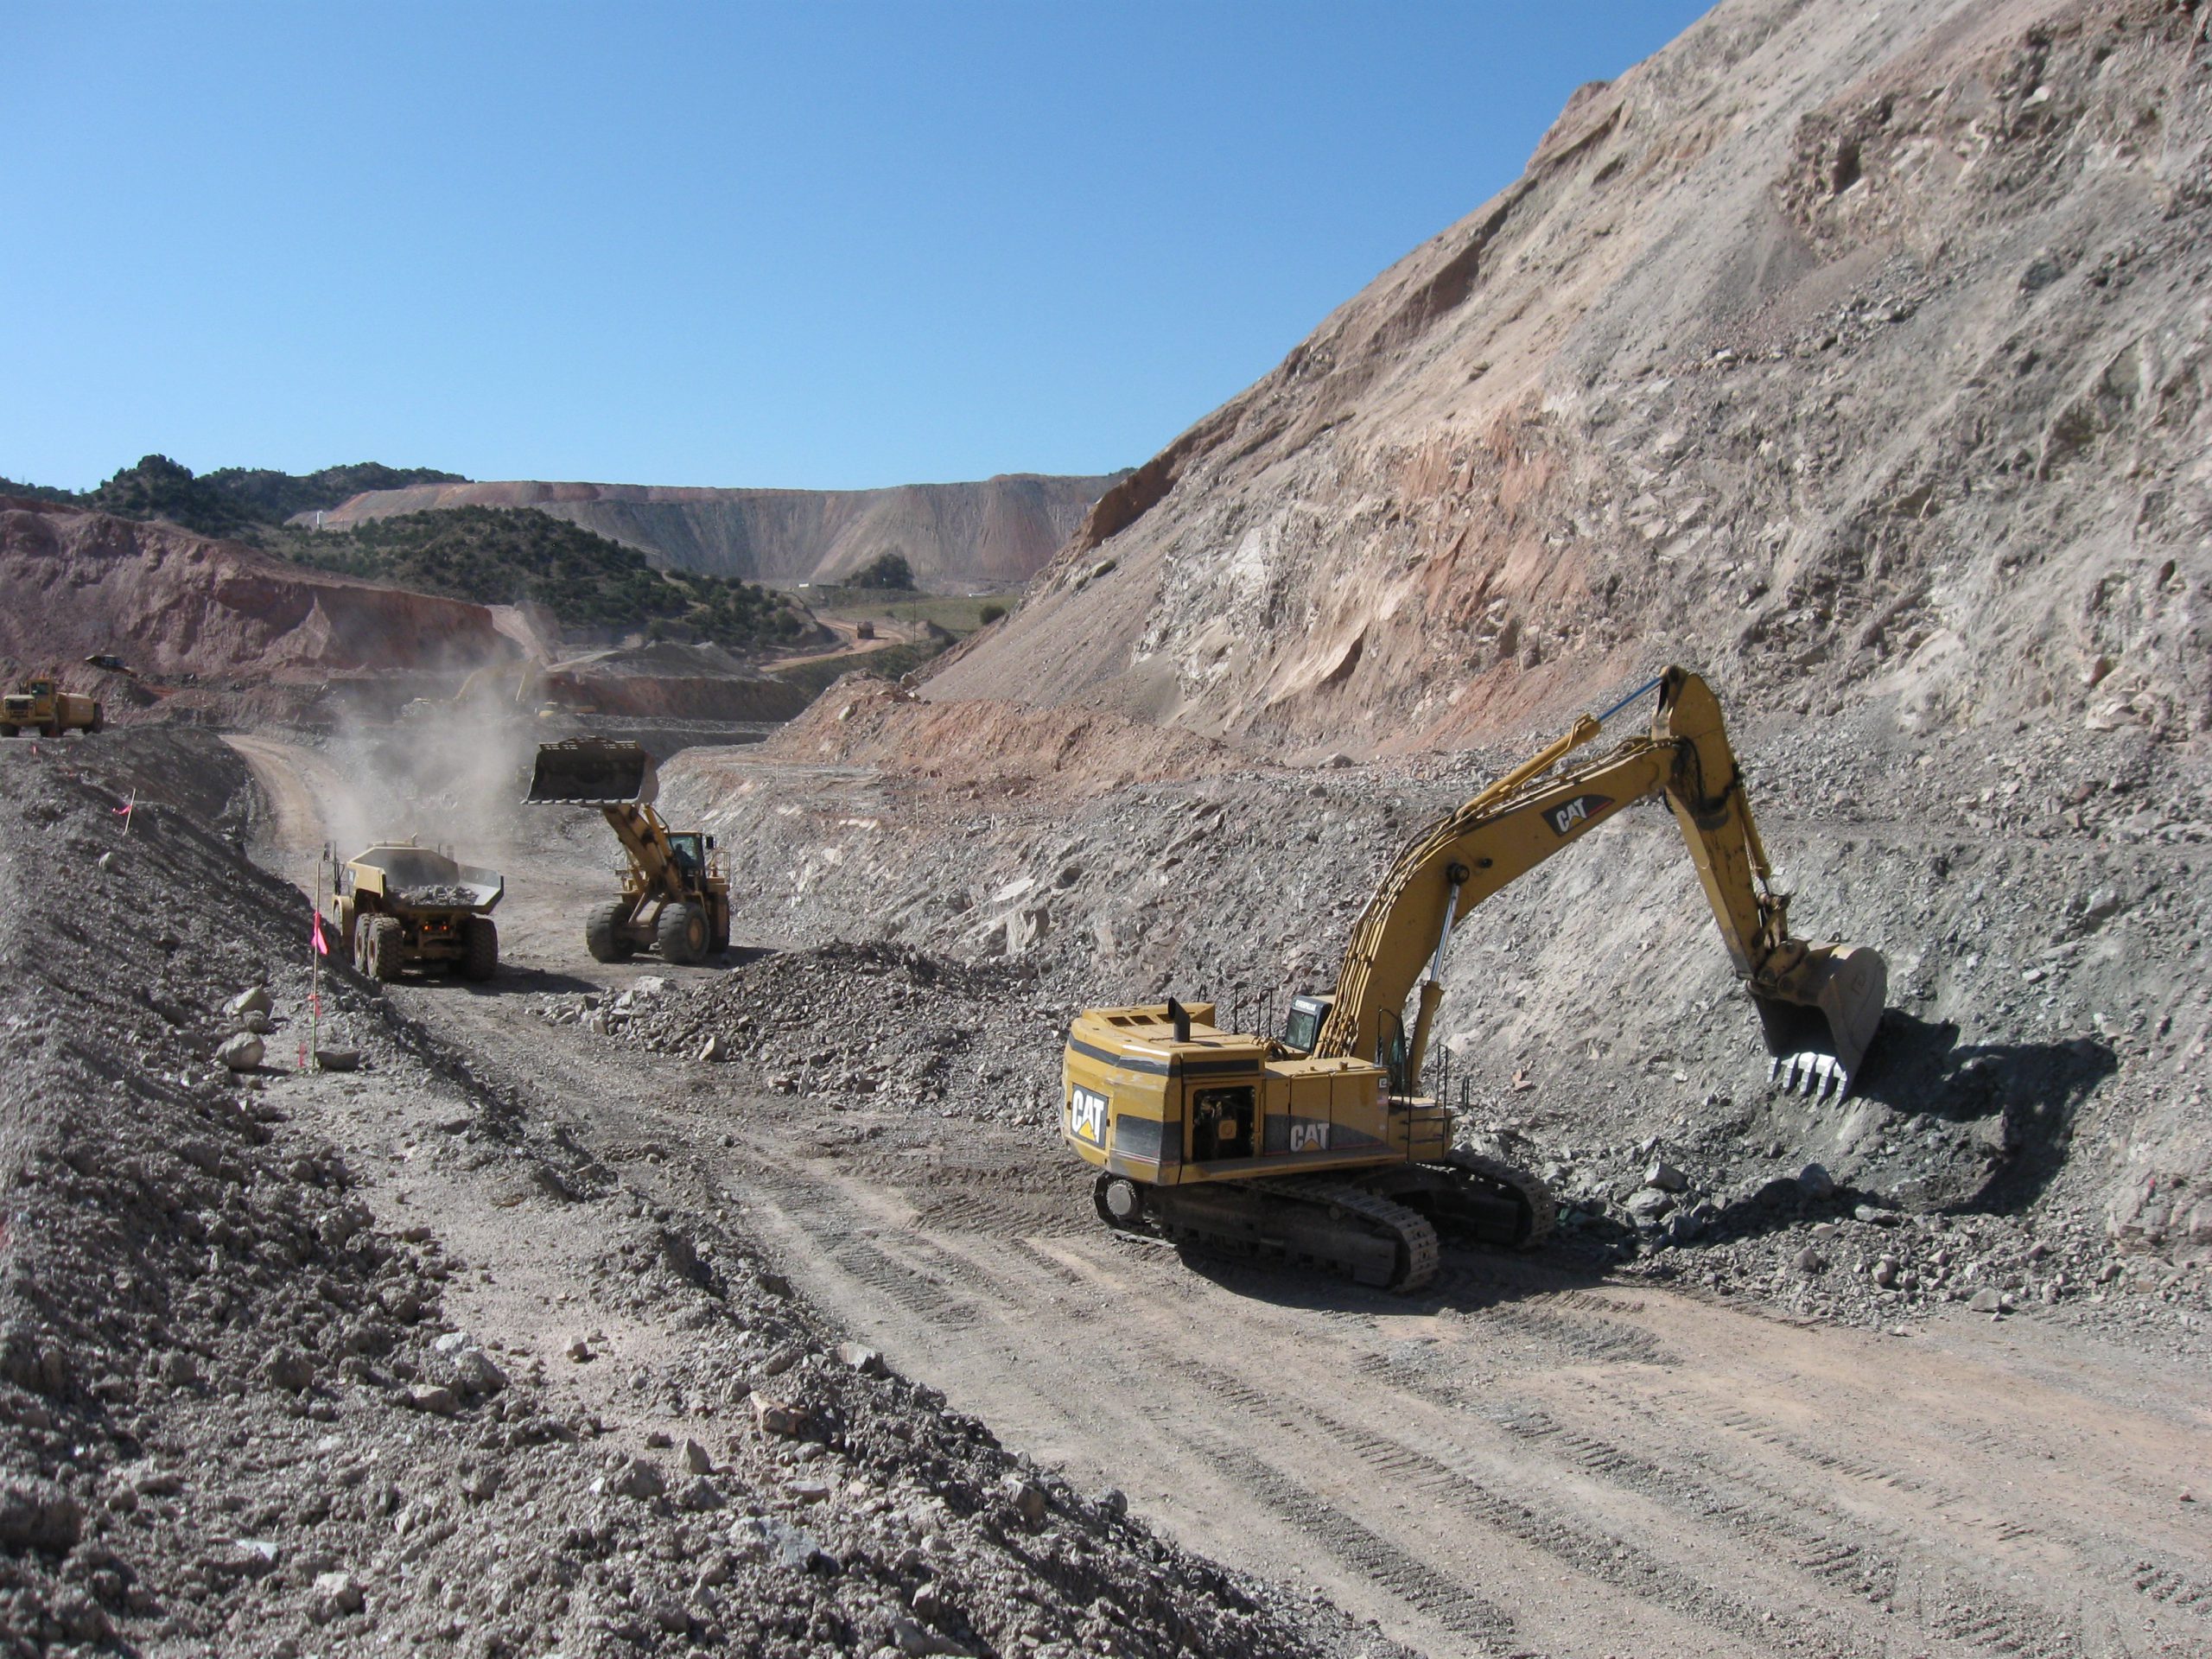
{"left": 1315, "top": 668, "right": 1885, "bottom": 1098}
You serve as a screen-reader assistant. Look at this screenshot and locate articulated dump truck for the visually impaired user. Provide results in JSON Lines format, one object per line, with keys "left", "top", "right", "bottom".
{"left": 525, "top": 738, "right": 731, "bottom": 965}
{"left": 330, "top": 843, "right": 505, "bottom": 982}
{"left": 1062, "top": 668, "right": 1889, "bottom": 1293}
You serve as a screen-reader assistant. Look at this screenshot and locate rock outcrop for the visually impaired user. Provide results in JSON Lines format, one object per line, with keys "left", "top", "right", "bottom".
{"left": 929, "top": 0, "right": 2210, "bottom": 754}
{"left": 0, "top": 500, "right": 512, "bottom": 682}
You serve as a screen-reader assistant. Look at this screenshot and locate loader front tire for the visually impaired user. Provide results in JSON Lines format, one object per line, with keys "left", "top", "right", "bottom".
{"left": 585, "top": 900, "right": 633, "bottom": 964}
{"left": 461, "top": 917, "right": 499, "bottom": 982}
{"left": 363, "top": 916, "right": 405, "bottom": 982}
{"left": 658, "top": 902, "right": 708, "bottom": 965}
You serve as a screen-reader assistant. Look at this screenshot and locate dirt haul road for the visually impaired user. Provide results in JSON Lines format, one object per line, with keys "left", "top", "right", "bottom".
{"left": 232, "top": 733, "right": 2212, "bottom": 1659}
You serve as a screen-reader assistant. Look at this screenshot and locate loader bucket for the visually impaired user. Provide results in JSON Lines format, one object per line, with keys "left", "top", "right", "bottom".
{"left": 526, "top": 738, "right": 659, "bottom": 805}
{"left": 1752, "top": 942, "right": 1888, "bottom": 1101}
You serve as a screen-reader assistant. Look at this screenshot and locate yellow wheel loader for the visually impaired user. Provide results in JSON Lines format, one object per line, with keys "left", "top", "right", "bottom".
{"left": 329, "top": 843, "right": 504, "bottom": 982}
{"left": 524, "top": 738, "right": 731, "bottom": 966}
{"left": 1, "top": 677, "right": 102, "bottom": 738}
{"left": 1064, "top": 667, "right": 1887, "bottom": 1292}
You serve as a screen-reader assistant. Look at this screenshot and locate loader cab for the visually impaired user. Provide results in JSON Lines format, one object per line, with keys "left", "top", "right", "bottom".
{"left": 668, "top": 833, "right": 706, "bottom": 878}
{"left": 1280, "top": 994, "right": 1332, "bottom": 1057}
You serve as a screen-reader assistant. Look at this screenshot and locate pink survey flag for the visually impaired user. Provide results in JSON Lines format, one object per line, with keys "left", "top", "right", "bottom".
{"left": 311, "top": 912, "right": 331, "bottom": 957}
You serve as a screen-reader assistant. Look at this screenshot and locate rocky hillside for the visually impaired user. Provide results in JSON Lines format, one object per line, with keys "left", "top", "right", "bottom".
{"left": 0, "top": 499, "right": 513, "bottom": 683}
{"left": 930, "top": 0, "right": 2209, "bottom": 757}
{"left": 314, "top": 474, "right": 1120, "bottom": 593}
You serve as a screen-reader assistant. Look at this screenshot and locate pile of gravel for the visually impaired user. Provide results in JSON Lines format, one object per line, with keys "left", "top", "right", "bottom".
{"left": 536, "top": 942, "right": 1071, "bottom": 1128}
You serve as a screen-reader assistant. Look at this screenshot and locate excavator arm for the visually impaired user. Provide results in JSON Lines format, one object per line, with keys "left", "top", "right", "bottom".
{"left": 1313, "top": 668, "right": 1885, "bottom": 1099}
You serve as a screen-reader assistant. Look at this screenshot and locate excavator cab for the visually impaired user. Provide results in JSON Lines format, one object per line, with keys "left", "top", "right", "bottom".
{"left": 1279, "top": 995, "right": 1332, "bottom": 1057}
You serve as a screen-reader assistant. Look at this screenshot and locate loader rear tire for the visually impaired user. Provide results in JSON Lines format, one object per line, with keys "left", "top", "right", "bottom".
{"left": 658, "top": 902, "right": 708, "bottom": 966}
{"left": 584, "top": 900, "right": 633, "bottom": 963}
{"left": 461, "top": 917, "right": 499, "bottom": 982}
{"left": 709, "top": 898, "right": 730, "bottom": 956}
{"left": 363, "top": 916, "right": 404, "bottom": 982}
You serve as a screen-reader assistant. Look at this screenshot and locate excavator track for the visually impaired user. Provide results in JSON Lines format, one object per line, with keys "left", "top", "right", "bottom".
{"left": 1116, "top": 1174, "right": 1442, "bottom": 1292}
{"left": 1440, "top": 1150, "right": 1558, "bottom": 1249}
{"left": 1296, "top": 1181, "right": 1442, "bottom": 1293}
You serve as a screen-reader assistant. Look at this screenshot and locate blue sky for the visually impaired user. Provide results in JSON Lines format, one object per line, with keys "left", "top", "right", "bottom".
{"left": 3, "top": 2, "right": 1709, "bottom": 493}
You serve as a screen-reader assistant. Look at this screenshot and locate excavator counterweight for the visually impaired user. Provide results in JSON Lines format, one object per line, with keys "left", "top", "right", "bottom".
{"left": 1061, "top": 667, "right": 1890, "bottom": 1292}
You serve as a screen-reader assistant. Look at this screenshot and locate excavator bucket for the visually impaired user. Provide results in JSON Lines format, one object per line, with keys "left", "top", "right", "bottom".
{"left": 525, "top": 738, "right": 658, "bottom": 805}
{"left": 1752, "top": 943, "right": 1888, "bottom": 1101}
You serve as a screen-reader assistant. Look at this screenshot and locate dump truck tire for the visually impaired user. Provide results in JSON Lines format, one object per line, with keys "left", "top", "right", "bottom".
{"left": 658, "top": 902, "right": 708, "bottom": 965}
{"left": 0, "top": 726, "right": 15, "bottom": 738}
{"left": 364, "top": 916, "right": 404, "bottom": 982}
{"left": 585, "top": 900, "right": 633, "bottom": 963}
{"left": 461, "top": 917, "right": 499, "bottom": 981}
{"left": 87, "top": 705, "right": 104, "bottom": 734}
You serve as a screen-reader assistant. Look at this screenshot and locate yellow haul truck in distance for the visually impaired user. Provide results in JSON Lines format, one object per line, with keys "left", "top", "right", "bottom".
{"left": 1064, "top": 667, "right": 1889, "bottom": 1292}
{"left": 1, "top": 677, "right": 102, "bottom": 737}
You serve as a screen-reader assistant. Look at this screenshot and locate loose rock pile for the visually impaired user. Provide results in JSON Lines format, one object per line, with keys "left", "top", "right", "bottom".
{"left": 535, "top": 943, "right": 1068, "bottom": 1127}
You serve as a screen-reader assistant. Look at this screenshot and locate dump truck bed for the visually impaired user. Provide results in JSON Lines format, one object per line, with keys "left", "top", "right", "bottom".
{"left": 346, "top": 845, "right": 504, "bottom": 912}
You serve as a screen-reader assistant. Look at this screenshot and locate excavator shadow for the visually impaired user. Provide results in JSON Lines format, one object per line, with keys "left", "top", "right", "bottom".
{"left": 1849, "top": 1010, "right": 2118, "bottom": 1215}
{"left": 1173, "top": 1238, "right": 1618, "bottom": 1315}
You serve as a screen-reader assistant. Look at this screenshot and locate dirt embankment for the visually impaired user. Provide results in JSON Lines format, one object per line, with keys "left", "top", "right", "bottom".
{"left": 0, "top": 500, "right": 514, "bottom": 685}
{"left": 931, "top": 0, "right": 2210, "bottom": 756}
{"left": 313, "top": 475, "right": 1121, "bottom": 592}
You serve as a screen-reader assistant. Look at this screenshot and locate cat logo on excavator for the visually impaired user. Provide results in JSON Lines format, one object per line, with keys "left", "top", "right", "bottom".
{"left": 1545, "top": 793, "right": 1611, "bottom": 836}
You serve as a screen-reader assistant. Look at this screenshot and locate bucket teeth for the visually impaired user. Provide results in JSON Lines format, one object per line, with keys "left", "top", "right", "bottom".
{"left": 1770, "top": 1051, "right": 1851, "bottom": 1101}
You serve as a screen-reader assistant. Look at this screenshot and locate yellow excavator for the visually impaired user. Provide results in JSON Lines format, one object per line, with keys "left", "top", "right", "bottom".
{"left": 1063, "top": 668, "right": 1887, "bottom": 1291}
{"left": 525, "top": 738, "right": 731, "bottom": 965}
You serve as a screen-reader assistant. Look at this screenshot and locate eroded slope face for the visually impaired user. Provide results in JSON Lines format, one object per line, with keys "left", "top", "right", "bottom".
{"left": 0, "top": 502, "right": 512, "bottom": 682}
{"left": 315, "top": 474, "right": 1119, "bottom": 591}
{"left": 931, "top": 0, "right": 2209, "bottom": 753}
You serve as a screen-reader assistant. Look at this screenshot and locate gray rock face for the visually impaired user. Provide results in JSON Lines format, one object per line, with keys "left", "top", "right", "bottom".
{"left": 310, "top": 1570, "right": 364, "bottom": 1621}
{"left": 260, "top": 1349, "right": 315, "bottom": 1393}
{"left": 1627, "top": 1187, "right": 1676, "bottom": 1222}
{"left": 607, "top": 1457, "right": 666, "bottom": 1501}
{"left": 0, "top": 1479, "right": 81, "bottom": 1553}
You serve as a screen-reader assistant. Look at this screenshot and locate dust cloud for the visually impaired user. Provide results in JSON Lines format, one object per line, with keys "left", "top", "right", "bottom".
{"left": 319, "top": 686, "right": 545, "bottom": 876}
